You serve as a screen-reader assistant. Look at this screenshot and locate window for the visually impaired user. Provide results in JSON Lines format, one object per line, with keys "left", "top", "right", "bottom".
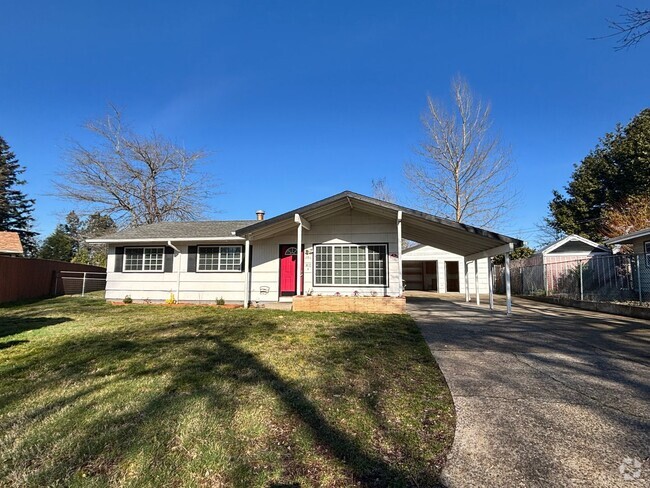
{"left": 124, "top": 247, "right": 164, "bottom": 272}
{"left": 314, "top": 244, "right": 387, "bottom": 285}
{"left": 197, "top": 245, "right": 242, "bottom": 271}
{"left": 645, "top": 241, "right": 650, "bottom": 268}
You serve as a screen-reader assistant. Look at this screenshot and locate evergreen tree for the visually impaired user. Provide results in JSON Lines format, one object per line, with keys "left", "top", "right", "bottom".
{"left": 0, "top": 136, "right": 37, "bottom": 255}
{"left": 546, "top": 108, "right": 650, "bottom": 241}
{"left": 72, "top": 213, "right": 117, "bottom": 267}
{"left": 39, "top": 225, "right": 74, "bottom": 261}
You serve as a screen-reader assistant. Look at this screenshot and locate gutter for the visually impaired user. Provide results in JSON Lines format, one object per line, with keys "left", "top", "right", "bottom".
{"left": 86, "top": 236, "right": 245, "bottom": 244}
{"left": 167, "top": 240, "right": 182, "bottom": 303}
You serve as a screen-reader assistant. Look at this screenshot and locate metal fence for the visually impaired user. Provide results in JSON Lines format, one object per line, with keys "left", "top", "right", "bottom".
{"left": 55, "top": 271, "right": 107, "bottom": 296}
{"left": 494, "top": 253, "right": 650, "bottom": 304}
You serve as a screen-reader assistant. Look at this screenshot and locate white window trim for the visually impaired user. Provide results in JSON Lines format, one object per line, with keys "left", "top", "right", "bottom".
{"left": 123, "top": 246, "right": 165, "bottom": 273}
{"left": 196, "top": 245, "right": 244, "bottom": 273}
{"left": 313, "top": 243, "right": 388, "bottom": 287}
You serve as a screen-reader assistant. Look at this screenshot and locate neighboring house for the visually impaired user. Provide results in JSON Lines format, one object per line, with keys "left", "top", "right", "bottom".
{"left": 605, "top": 227, "right": 650, "bottom": 299}
{"left": 498, "top": 234, "right": 612, "bottom": 295}
{"left": 0, "top": 231, "right": 24, "bottom": 256}
{"left": 89, "top": 191, "right": 522, "bottom": 308}
{"left": 402, "top": 244, "right": 490, "bottom": 294}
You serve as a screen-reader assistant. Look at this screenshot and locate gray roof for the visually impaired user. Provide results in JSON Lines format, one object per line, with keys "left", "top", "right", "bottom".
{"left": 605, "top": 227, "right": 650, "bottom": 245}
{"left": 93, "top": 220, "right": 256, "bottom": 241}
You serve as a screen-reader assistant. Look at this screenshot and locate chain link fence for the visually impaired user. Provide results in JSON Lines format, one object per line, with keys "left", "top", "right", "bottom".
{"left": 494, "top": 253, "right": 650, "bottom": 305}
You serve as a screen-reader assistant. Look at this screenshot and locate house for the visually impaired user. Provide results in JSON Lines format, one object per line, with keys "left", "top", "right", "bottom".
{"left": 0, "top": 231, "right": 24, "bottom": 256}
{"left": 402, "top": 244, "right": 490, "bottom": 294}
{"left": 88, "top": 191, "right": 522, "bottom": 311}
{"left": 605, "top": 227, "right": 650, "bottom": 299}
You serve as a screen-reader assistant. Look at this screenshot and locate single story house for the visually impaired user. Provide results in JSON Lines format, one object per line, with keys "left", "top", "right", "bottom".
{"left": 0, "top": 231, "right": 24, "bottom": 256}
{"left": 402, "top": 244, "right": 490, "bottom": 294}
{"left": 89, "top": 191, "right": 522, "bottom": 311}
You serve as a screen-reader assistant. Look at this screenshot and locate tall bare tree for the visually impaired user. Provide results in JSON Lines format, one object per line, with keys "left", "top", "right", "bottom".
{"left": 405, "top": 76, "right": 516, "bottom": 228}
{"left": 607, "top": 6, "right": 650, "bottom": 49}
{"left": 56, "top": 107, "right": 214, "bottom": 226}
{"left": 371, "top": 177, "right": 395, "bottom": 203}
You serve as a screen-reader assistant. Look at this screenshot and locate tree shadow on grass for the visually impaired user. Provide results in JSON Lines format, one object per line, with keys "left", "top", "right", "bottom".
{"left": 0, "top": 317, "right": 72, "bottom": 339}
{"left": 1, "top": 314, "right": 444, "bottom": 487}
{"left": 0, "top": 340, "right": 28, "bottom": 350}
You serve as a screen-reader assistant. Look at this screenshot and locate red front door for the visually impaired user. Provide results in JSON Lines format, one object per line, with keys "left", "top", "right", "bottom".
{"left": 279, "top": 244, "right": 303, "bottom": 296}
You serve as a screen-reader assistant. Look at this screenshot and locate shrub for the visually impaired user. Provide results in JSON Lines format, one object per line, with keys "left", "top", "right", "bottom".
{"left": 216, "top": 297, "right": 225, "bottom": 306}
{"left": 123, "top": 295, "right": 133, "bottom": 304}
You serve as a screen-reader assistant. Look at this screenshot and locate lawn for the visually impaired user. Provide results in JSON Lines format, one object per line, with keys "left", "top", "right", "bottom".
{"left": 0, "top": 296, "right": 454, "bottom": 487}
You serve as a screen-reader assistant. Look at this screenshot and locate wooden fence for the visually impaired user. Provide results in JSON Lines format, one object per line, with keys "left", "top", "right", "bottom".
{"left": 0, "top": 256, "right": 106, "bottom": 303}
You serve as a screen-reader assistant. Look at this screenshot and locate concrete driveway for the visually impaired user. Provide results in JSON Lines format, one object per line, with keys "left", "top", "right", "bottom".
{"left": 408, "top": 293, "right": 650, "bottom": 488}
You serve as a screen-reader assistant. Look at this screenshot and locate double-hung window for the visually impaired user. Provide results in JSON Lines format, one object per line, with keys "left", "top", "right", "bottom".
{"left": 314, "top": 244, "right": 387, "bottom": 285}
{"left": 124, "top": 247, "right": 164, "bottom": 272}
{"left": 197, "top": 245, "right": 242, "bottom": 272}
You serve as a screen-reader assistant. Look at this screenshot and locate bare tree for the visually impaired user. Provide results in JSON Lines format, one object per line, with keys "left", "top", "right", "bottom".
{"left": 606, "top": 6, "right": 650, "bottom": 49}
{"left": 56, "top": 107, "right": 215, "bottom": 226}
{"left": 405, "top": 76, "right": 516, "bottom": 228}
{"left": 371, "top": 177, "right": 396, "bottom": 203}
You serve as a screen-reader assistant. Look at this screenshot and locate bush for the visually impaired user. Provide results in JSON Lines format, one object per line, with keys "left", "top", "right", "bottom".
{"left": 123, "top": 295, "right": 133, "bottom": 304}
{"left": 216, "top": 297, "right": 225, "bottom": 306}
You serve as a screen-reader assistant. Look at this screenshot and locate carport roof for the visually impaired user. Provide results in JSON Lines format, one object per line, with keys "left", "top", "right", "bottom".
{"left": 236, "top": 191, "right": 523, "bottom": 257}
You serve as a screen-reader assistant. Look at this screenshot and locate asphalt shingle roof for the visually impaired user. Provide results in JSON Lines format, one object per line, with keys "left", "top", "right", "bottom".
{"left": 0, "top": 231, "right": 24, "bottom": 254}
{"left": 96, "top": 220, "right": 257, "bottom": 240}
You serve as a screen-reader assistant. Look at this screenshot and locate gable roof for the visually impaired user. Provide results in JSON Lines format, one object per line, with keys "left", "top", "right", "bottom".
{"left": 236, "top": 191, "right": 523, "bottom": 257}
{"left": 0, "top": 231, "right": 24, "bottom": 255}
{"left": 87, "top": 220, "right": 256, "bottom": 243}
{"left": 604, "top": 227, "right": 650, "bottom": 245}
{"left": 536, "top": 234, "right": 610, "bottom": 255}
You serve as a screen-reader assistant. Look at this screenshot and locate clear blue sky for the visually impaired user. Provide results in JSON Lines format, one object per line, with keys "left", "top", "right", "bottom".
{"left": 1, "top": 1, "right": 648, "bottom": 248}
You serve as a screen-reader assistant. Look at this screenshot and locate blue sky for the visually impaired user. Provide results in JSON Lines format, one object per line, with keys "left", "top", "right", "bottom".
{"left": 1, "top": 1, "right": 648, "bottom": 247}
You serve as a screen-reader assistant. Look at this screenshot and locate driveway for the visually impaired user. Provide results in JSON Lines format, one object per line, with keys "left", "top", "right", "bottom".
{"left": 408, "top": 293, "right": 650, "bottom": 487}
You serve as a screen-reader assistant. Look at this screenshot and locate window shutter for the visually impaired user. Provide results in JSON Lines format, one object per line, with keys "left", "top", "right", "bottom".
{"left": 164, "top": 246, "right": 174, "bottom": 273}
{"left": 114, "top": 247, "right": 124, "bottom": 272}
{"left": 187, "top": 246, "right": 198, "bottom": 272}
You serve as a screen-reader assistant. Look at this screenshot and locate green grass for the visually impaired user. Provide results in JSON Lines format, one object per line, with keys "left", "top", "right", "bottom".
{"left": 0, "top": 296, "right": 454, "bottom": 487}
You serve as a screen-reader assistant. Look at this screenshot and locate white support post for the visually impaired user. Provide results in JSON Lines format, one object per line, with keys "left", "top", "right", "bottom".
{"left": 81, "top": 272, "right": 87, "bottom": 297}
{"left": 397, "top": 211, "right": 403, "bottom": 295}
{"left": 296, "top": 224, "right": 303, "bottom": 296}
{"left": 488, "top": 259, "right": 494, "bottom": 310}
{"left": 243, "top": 239, "right": 250, "bottom": 308}
{"left": 474, "top": 260, "right": 480, "bottom": 305}
{"left": 464, "top": 260, "right": 470, "bottom": 302}
{"left": 505, "top": 253, "right": 512, "bottom": 315}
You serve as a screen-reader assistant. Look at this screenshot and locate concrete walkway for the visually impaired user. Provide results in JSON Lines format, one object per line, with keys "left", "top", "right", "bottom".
{"left": 408, "top": 293, "right": 650, "bottom": 487}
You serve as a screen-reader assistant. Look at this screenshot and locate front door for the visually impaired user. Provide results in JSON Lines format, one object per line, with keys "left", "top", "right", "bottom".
{"left": 279, "top": 245, "right": 303, "bottom": 296}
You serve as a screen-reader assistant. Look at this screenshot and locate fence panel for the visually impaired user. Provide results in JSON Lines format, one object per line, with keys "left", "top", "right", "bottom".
{"left": 494, "top": 253, "right": 649, "bottom": 305}
{"left": 0, "top": 256, "right": 106, "bottom": 303}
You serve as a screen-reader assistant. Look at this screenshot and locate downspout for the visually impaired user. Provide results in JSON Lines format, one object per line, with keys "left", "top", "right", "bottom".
{"left": 167, "top": 240, "right": 182, "bottom": 303}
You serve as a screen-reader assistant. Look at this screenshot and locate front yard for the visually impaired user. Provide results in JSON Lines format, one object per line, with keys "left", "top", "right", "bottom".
{"left": 0, "top": 297, "right": 454, "bottom": 487}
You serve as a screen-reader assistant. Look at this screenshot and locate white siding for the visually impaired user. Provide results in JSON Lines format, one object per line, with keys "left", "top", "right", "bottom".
{"left": 402, "top": 245, "right": 490, "bottom": 294}
{"left": 105, "top": 243, "right": 246, "bottom": 303}
{"left": 104, "top": 208, "right": 402, "bottom": 303}
{"left": 249, "top": 209, "right": 401, "bottom": 301}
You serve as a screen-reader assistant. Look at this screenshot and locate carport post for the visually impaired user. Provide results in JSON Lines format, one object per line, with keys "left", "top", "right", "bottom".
{"left": 464, "top": 260, "right": 470, "bottom": 302}
{"left": 488, "top": 260, "right": 494, "bottom": 310}
{"left": 474, "top": 261, "right": 480, "bottom": 305}
{"left": 505, "top": 253, "right": 512, "bottom": 315}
